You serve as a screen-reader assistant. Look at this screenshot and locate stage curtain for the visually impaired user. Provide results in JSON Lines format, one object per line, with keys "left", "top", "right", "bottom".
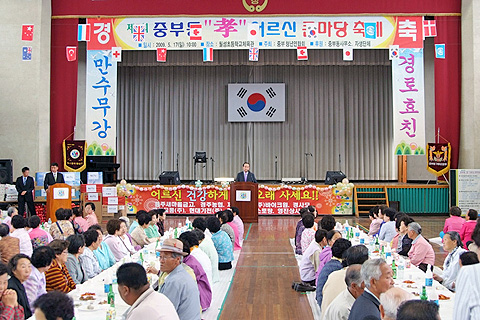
{"left": 50, "top": 19, "right": 78, "bottom": 170}
{"left": 117, "top": 49, "right": 394, "bottom": 181}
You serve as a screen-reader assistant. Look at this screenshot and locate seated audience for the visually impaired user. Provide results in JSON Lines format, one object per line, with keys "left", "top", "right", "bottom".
{"left": 460, "top": 209, "right": 478, "bottom": 249}
{"left": 104, "top": 219, "right": 130, "bottom": 261}
{"left": 323, "top": 264, "right": 364, "bottom": 320}
{"left": 459, "top": 251, "right": 479, "bottom": 267}
{"left": 218, "top": 211, "right": 235, "bottom": 246}
{"left": 299, "top": 229, "right": 328, "bottom": 286}
{"left": 131, "top": 213, "right": 154, "bottom": 248}
{"left": 28, "top": 215, "right": 53, "bottom": 249}
{"left": 320, "top": 215, "right": 336, "bottom": 232}
{"left": 407, "top": 222, "right": 435, "bottom": 271}
{"left": 84, "top": 202, "right": 99, "bottom": 228}
{"left": 433, "top": 231, "right": 466, "bottom": 291}
{"left": 231, "top": 207, "right": 244, "bottom": 241}
{"left": 73, "top": 207, "right": 89, "bottom": 233}
{"left": 119, "top": 217, "right": 139, "bottom": 253}
{"left": 178, "top": 237, "right": 212, "bottom": 311}
{"left": 49, "top": 209, "right": 75, "bottom": 240}
{"left": 378, "top": 208, "right": 397, "bottom": 243}
{"left": 155, "top": 209, "right": 167, "bottom": 237}
{"left": 88, "top": 225, "right": 116, "bottom": 270}
{"left": 321, "top": 245, "right": 369, "bottom": 316}
{"left": 206, "top": 216, "right": 233, "bottom": 270}
{"left": 145, "top": 210, "right": 161, "bottom": 239}
{"left": 317, "top": 230, "right": 342, "bottom": 276}
{"left": 444, "top": 206, "right": 465, "bottom": 234}
{"left": 45, "top": 240, "right": 76, "bottom": 293}
{"left": 453, "top": 219, "right": 480, "bottom": 320}
{"left": 179, "top": 231, "right": 213, "bottom": 287}
{"left": 391, "top": 215, "right": 414, "bottom": 256}
{"left": 368, "top": 206, "right": 383, "bottom": 236}
{"left": 397, "top": 300, "right": 440, "bottom": 320}
{"left": 24, "top": 246, "right": 55, "bottom": 311}
{"left": 295, "top": 208, "right": 310, "bottom": 255}
{"left": 64, "top": 209, "right": 83, "bottom": 234}
{"left": 65, "top": 234, "right": 87, "bottom": 284}
{"left": 348, "top": 259, "right": 394, "bottom": 320}
{"left": 10, "top": 215, "right": 33, "bottom": 257}
{"left": 155, "top": 239, "right": 201, "bottom": 320}
{"left": 0, "top": 223, "right": 20, "bottom": 265}
{"left": 117, "top": 262, "right": 179, "bottom": 320}
{"left": 191, "top": 224, "right": 219, "bottom": 283}
{"left": 378, "top": 287, "right": 413, "bottom": 320}
{"left": 7, "top": 254, "right": 32, "bottom": 318}
{"left": 0, "top": 262, "right": 24, "bottom": 318}
{"left": 300, "top": 213, "right": 316, "bottom": 254}
{"left": 79, "top": 229, "right": 102, "bottom": 279}
{"left": 225, "top": 210, "right": 242, "bottom": 250}
{"left": 375, "top": 205, "right": 388, "bottom": 236}
{"left": 129, "top": 210, "right": 147, "bottom": 234}
{"left": 33, "top": 291, "right": 75, "bottom": 320}
{"left": 3, "top": 207, "right": 18, "bottom": 231}
{"left": 316, "top": 238, "right": 352, "bottom": 308}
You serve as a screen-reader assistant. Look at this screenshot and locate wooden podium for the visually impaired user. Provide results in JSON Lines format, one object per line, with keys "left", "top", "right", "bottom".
{"left": 230, "top": 182, "right": 258, "bottom": 223}
{"left": 46, "top": 183, "right": 72, "bottom": 222}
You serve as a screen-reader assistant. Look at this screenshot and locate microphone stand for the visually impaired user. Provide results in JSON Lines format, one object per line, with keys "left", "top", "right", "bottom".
{"left": 210, "top": 157, "right": 215, "bottom": 184}
{"left": 176, "top": 153, "right": 179, "bottom": 173}
{"left": 304, "top": 153, "right": 313, "bottom": 183}
{"left": 274, "top": 156, "right": 278, "bottom": 182}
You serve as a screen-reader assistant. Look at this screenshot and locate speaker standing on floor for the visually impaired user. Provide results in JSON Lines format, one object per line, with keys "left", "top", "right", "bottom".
{"left": 0, "top": 159, "right": 13, "bottom": 184}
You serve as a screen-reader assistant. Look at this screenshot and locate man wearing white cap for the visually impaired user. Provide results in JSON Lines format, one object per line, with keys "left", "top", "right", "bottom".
{"left": 155, "top": 239, "right": 201, "bottom": 320}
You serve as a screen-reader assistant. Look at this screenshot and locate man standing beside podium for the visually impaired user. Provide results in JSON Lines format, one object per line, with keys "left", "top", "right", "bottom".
{"left": 236, "top": 162, "right": 257, "bottom": 183}
{"left": 44, "top": 162, "right": 65, "bottom": 190}
{"left": 15, "top": 167, "right": 35, "bottom": 216}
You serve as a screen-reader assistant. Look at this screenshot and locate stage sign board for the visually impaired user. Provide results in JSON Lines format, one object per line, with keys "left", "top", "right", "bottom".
{"left": 86, "top": 16, "right": 423, "bottom": 51}
{"left": 228, "top": 83, "right": 285, "bottom": 122}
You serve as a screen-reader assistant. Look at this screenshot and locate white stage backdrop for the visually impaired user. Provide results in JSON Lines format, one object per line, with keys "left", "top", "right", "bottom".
{"left": 117, "top": 49, "right": 395, "bottom": 181}
{"left": 228, "top": 83, "right": 285, "bottom": 122}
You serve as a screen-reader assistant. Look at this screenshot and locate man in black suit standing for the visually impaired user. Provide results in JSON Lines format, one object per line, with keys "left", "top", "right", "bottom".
{"left": 43, "top": 162, "right": 65, "bottom": 191}
{"left": 15, "top": 166, "right": 36, "bottom": 216}
{"left": 235, "top": 162, "right": 257, "bottom": 183}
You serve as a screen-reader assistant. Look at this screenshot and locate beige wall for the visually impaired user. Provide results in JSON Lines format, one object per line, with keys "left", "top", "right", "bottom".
{"left": 0, "top": 0, "right": 51, "bottom": 178}
{"left": 460, "top": 0, "right": 480, "bottom": 168}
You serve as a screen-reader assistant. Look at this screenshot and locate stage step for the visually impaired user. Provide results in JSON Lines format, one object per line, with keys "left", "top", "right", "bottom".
{"left": 354, "top": 186, "right": 389, "bottom": 218}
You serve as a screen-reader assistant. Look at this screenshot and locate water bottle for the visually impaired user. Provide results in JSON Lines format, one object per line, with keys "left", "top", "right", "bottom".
{"left": 425, "top": 265, "right": 433, "bottom": 287}
{"left": 47, "top": 218, "right": 52, "bottom": 229}
{"left": 428, "top": 286, "right": 439, "bottom": 305}
{"left": 397, "top": 259, "right": 405, "bottom": 279}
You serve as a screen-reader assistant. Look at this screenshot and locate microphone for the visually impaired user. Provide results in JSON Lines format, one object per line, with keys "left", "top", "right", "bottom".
{"left": 210, "top": 157, "right": 215, "bottom": 162}
{"left": 305, "top": 152, "right": 313, "bottom": 156}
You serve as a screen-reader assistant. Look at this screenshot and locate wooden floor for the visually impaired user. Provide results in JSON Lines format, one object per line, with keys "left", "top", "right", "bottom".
{"left": 166, "top": 215, "right": 449, "bottom": 320}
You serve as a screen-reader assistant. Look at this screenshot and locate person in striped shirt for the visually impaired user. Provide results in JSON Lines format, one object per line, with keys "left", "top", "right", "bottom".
{"left": 45, "top": 240, "right": 76, "bottom": 293}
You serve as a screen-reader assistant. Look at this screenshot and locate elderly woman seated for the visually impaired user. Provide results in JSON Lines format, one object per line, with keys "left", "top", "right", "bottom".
{"left": 65, "top": 235, "right": 87, "bottom": 285}
{"left": 45, "top": 240, "right": 76, "bottom": 293}
{"left": 206, "top": 217, "right": 233, "bottom": 270}
{"left": 433, "top": 231, "right": 466, "bottom": 291}
{"left": 407, "top": 222, "right": 435, "bottom": 272}
{"left": 49, "top": 209, "right": 75, "bottom": 240}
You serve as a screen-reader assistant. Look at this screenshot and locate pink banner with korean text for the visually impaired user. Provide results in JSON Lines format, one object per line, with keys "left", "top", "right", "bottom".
{"left": 85, "top": 50, "right": 117, "bottom": 156}
{"left": 392, "top": 48, "right": 426, "bottom": 155}
{"left": 86, "top": 16, "right": 423, "bottom": 51}
{"left": 124, "top": 184, "right": 353, "bottom": 215}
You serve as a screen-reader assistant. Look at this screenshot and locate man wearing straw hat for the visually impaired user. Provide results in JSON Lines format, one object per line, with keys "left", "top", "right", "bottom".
{"left": 155, "top": 239, "right": 201, "bottom": 320}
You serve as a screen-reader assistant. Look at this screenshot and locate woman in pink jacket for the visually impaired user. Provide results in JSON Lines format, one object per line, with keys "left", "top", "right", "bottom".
{"left": 460, "top": 209, "right": 478, "bottom": 249}
{"left": 408, "top": 222, "right": 435, "bottom": 272}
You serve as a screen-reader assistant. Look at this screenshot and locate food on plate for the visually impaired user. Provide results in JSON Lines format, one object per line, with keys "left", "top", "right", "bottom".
{"left": 438, "top": 294, "right": 450, "bottom": 300}
{"left": 406, "top": 284, "right": 417, "bottom": 289}
{"left": 403, "top": 280, "right": 415, "bottom": 284}
{"left": 80, "top": 292, "right": 96, "bottom": 301}
{"left": 412, "top": 292, "right": 419, "bottom": 296}
{"left": 99, "top": 300, "right": 108, "bottom": 305}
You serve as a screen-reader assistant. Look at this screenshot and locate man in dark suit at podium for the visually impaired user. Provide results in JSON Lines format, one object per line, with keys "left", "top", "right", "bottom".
{"left": 235, "top": 162, "right": 257, "bottom": 183}
{"left": 43, "top": 162, "right": 65, "bottom": 190}
{"left": 15, "top": 166, "right": 36, "bottom": 216}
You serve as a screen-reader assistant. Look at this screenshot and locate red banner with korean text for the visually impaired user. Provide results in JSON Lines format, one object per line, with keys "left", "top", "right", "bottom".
{"left": 125, "top": 184, "right": 353, "bottom": 215}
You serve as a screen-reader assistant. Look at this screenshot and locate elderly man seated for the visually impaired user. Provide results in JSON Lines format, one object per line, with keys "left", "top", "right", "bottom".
{"left": 117, "top": 263, "right": 179, "bottom": 320}
{"left": 348, "top": 259, "right": 394, "bottom": 320}
{"left": 407, "top": 222, "right": 435, "bottom": 272}
{"left": 379, "top": 287, "right": 413, "bottom": 320}
{"left": 152, "top": 239, "right": 201, "bottom": 320}
{"left": 323, "top": 264, "right": 364, "bottom": 320}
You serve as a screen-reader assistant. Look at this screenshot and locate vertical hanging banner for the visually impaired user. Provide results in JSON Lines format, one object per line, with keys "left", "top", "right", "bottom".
{"left": 392, "top": 48, "right": 425, "bottom": 155}
{"left": 63, "top": 140, "right": 87, "bottom": 172}
{"left": 426, "top": 143, "right": 451, "bottom": 176}
{"left": 85, "top": 50, "right": 117, "bottom": 156}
